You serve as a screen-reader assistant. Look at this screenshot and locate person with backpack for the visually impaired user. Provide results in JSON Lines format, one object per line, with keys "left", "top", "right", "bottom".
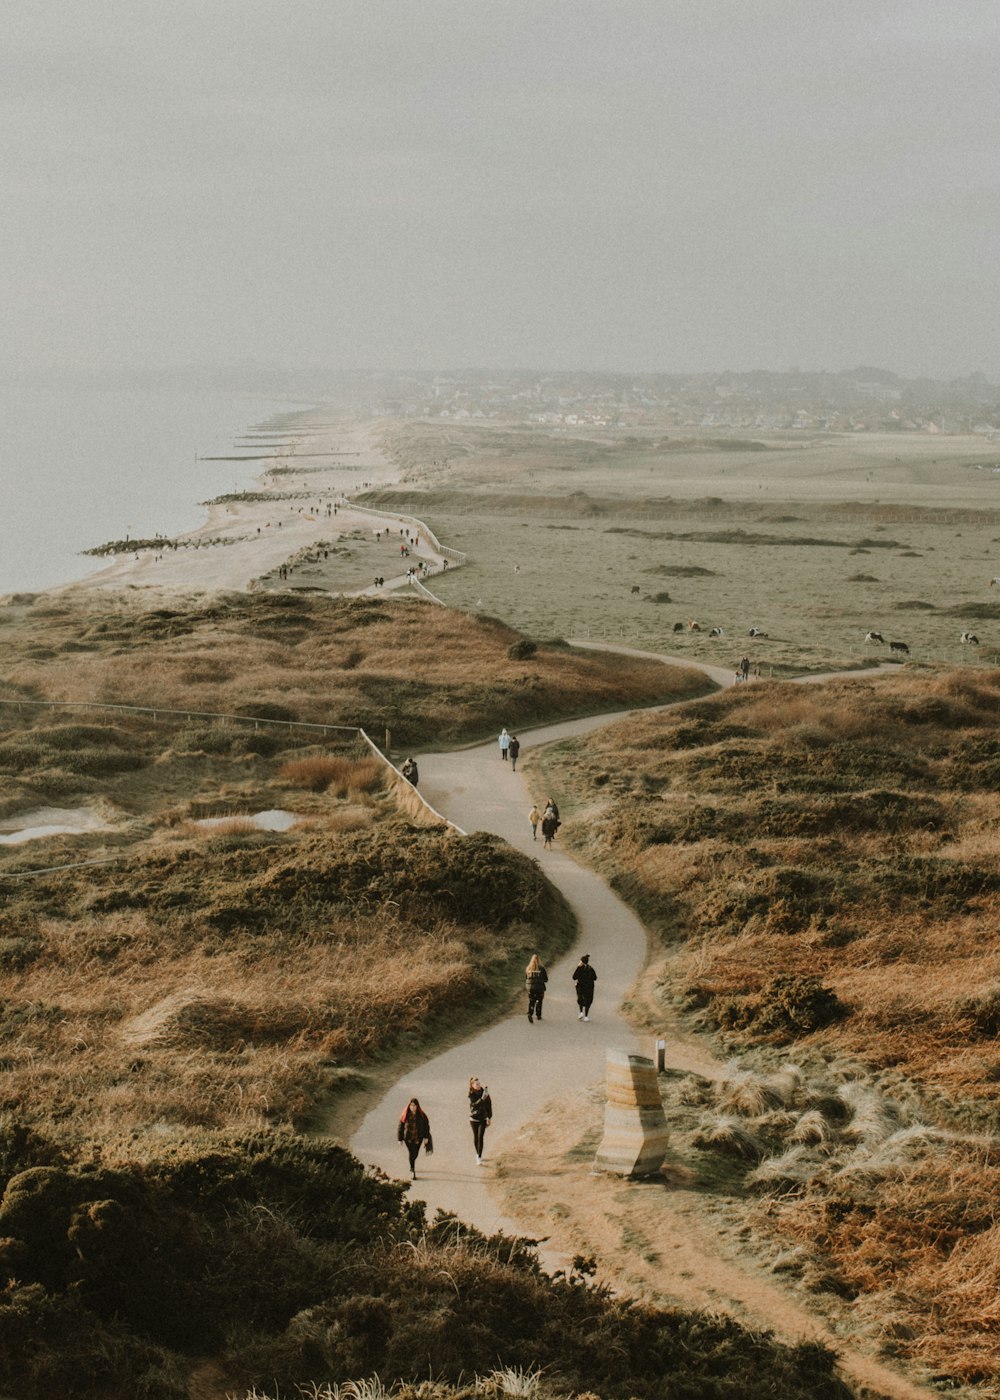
{"left": 468, "top": 1077, "right": 492, "bottom": 1163}
{"left": 572, "top": 954, "right": 597, "bottom": 1021}
{"left": 397, "top": 1097, "right": 433, "bottom": 1179}
{"left": 525, "top": 953, "right": 548, "bottom": 1022}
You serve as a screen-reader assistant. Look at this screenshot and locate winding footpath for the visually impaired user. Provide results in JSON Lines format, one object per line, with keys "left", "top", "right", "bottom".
{"left": 349, "top": 649, "right": 934, "bottom": 1400}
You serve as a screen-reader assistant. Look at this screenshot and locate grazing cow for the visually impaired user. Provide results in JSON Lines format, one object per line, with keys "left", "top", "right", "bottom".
{"left": 672, "top": 621, "right": 684, "bottom": 633}
{"left": 864, "top": 631, "right": 885, "bottom": 644}
{"left": 630, "top": 585, "right": 640, "bottom": 595}
{"left": 748, "top": 626, "right": 767, "bottom": 638}
{"left": 961, "top": 631, "right": 981, "bottom": 645}
{"left": 709, "top": 626, "right": 724, "bottom": 637}
{"left": 889, "top": 640, "right": 910, "bottom": 654}
{"left": 688, "top": 620, "right": 702, "bottom": 632}
{"left": 991, "top": 578, "right": 1000, "bottom": 587}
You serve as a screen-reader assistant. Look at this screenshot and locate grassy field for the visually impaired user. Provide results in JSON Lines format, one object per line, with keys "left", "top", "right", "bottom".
{"left": 3, "top": 588, "right": 831, "bottom": 1400}
{"left": 364, "top": 422, "right": 1000, "bottom": 672}
{"left": 525, "top": 668, "right": 1000, "bottom": 1391}
{"left": 0, "top": 589, "right": 708, "bottom": 1143}
{"left": 0, "top": 589, "right": 701, "bottom": 750}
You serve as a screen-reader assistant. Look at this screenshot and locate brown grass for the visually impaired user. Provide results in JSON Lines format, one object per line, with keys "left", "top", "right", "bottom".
{"left": 528, "top": 667, "right": 1000, "bottom": 1388}
{"left": 0, "top": 594, "right": 705, "bottom": 1147}
{"left": 0, "top": 591, "right": 708, "bottom": 750}
{"left": 277, "top": 755, "right": 382, "bottom": 795}
{"left": 0, "top": 903, "right": 549, "bottom": 1138}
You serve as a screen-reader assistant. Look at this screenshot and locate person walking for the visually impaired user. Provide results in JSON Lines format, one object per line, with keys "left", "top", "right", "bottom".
{"left": 528, "top": 803, "right": 540, "bottom": 841}
{"left": 525, "top": 953, "right": 548, "bottom": 1023}
{"left": 498, "top": 728, "right": 511, "bottom": 762}
{"left": 468, "top": 1077, "right": 492, "bottom": 1163}
{"left": 572, "top": 954, "right": 597, "bottom": 1021}
{"left": 397, "top": 1097, "right": 432, "bottom": 1179}
{"left": 508, "top": 735, "right": 521, "bottom": 771}
{"left": 541, "top": 805, "right": 559, "bottom": 850}
{"left": 739, "top": 655, "right": 751, "bottom": 682}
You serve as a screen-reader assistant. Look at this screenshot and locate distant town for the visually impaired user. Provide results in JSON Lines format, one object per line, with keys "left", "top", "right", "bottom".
{"left": 330, "top": 366, "right": 1000, "bottom": 436}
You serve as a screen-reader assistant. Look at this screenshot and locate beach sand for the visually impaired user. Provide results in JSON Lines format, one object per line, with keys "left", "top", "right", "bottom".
{"left": 56, "top": 415, "right": 433, "bottom": 598}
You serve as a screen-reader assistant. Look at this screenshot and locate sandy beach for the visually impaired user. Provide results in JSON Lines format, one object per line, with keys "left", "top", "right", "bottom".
{"left": 56, "top": 414, "right": 437, "bottom": 598}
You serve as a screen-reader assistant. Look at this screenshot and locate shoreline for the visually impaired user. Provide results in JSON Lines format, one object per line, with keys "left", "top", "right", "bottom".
{"left": 48, "top": 412, "right": 409, "bottom": 599}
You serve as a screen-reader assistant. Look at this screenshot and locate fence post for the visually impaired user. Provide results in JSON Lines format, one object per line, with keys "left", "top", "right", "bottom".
{"left": 385, "top": 728, "right": 391, "bottom": 755}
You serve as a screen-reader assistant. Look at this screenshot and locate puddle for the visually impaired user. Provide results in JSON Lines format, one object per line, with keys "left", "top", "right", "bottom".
{"left": 195, "top": 809, "right": 301, "bottom": 832}
{"left": 0, "top": 806, "right": 114, "bottom": 845}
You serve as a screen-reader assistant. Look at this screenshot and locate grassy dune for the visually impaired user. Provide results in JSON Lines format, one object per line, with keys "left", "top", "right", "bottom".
{"left": 0, "top": 590, "right": 703, "bottom": 1143}
{"left": 0, "top": 590, "right": 707, "bottom": 747}
{"left": 527, "top": 669, "right": 1000, "bottom": 1389}
{"left": 0, "top": 590, "right": 845, "bottom": 1400}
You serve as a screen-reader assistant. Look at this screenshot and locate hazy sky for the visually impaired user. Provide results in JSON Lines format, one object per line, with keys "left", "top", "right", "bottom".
{"left": 4, "top": 1, "right": 999, "bottom": 380}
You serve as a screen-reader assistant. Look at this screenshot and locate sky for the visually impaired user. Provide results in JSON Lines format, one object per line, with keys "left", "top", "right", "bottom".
{"left": 3, "top": 0, "right": 999, "bottom": 381}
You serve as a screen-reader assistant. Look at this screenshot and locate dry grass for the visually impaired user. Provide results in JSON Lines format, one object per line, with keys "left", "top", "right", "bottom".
{"left": 0, "top": 664, "right": 575, "bottom": 1145}
{"left": 0, "top": 902, "right": 550, "bottom": 1137}
{"left": 0, "top": 591, "right": 708, "bottom": 751}
{"left": 531, "top": 668, "right": 1000, "bottom": 1389}
{"left": 278, "top": 754, "right": 382, "bottom": 795}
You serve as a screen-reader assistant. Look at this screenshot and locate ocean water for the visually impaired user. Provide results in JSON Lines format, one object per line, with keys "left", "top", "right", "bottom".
{"left": 0, "top": 384, "right": 302, "bottom": 593}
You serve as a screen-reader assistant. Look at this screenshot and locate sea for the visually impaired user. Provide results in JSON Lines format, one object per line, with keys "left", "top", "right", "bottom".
{"left": 0, "top": 382, "right": 305, "bottom": 594}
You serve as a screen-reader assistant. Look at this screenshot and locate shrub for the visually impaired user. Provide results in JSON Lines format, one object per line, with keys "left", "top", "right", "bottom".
{"left": 957, "top": 986, "right": 1000, "bottom": 1038}
{"left": 239, "top": 701, "right": 297, "bottom": 722}
{"left": 0, "top": 935, "right": 42, "bottom": 972}
{"left": 506, "top": 639, "right": 537, "bottom": 660}
{"left": 0, "top": 1137, "right": 851, "bottom": 1400}
{"left": 755, "top": 976, "right": 848, "bottom": 1039}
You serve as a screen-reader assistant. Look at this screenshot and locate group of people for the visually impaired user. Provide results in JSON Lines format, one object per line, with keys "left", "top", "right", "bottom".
{"left": 528, "top": 798, "right": 561, "bottom": 848}
{"left": 525, "top": 952, "right": 596, "bottom": 1022}
{"left": 395, "top": 954, "right": 596, "bottom": 1178}
{"left": 498, "top": 728, "right": 521, "bottom": 770}
{"left": 400, "top": 757, "right": 419, "bottom": 786}
{"left": 397, "top": 1076, "right": 493, "bottom": 1178}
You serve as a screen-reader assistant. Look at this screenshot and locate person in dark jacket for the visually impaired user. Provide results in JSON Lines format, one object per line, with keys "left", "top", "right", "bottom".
{"left": 572, "top": 954, "right": 597, "bottom": 1021}
{"left": 541, "top": 806, "right": 559, "bottom": 850}
{"left": 400, "top": 758, "right": 419, "bottom": 786}
{"left": 525, "top": 953, "right": 548, "bottom": 1022}
{"left": 397, "top": 1097, "right": 432, "bottom": 1179}
{"left": 508, "top": 735, "right": 521, "bottom": 771}
{"left": 468, "top": 1077, "right": 492, "bottom": 1163}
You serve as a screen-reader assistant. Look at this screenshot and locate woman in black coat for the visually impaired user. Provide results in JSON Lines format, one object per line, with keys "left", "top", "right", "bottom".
{"left": 468, "top": 1077, "right": 492, "bottom": 1164}
{"left": 397, "top": 1097, "right": 432, "bottom": 1179}
{"left": 572, "top": 954, "right": 597, "bottom": 1021}
{"left": 525, "top": 953, "right": 548, "bottom": 1022}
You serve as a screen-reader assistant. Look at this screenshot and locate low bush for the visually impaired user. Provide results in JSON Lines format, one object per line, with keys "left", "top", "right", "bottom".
{"left": 0, "top": 1134, "right": 852, "bottom": 1400}
{"left": 755, "top": 976, "right": 848, "bottom": 1038}
{"left": 956, "top": 986, "right": 1000, "bottom": 1038}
